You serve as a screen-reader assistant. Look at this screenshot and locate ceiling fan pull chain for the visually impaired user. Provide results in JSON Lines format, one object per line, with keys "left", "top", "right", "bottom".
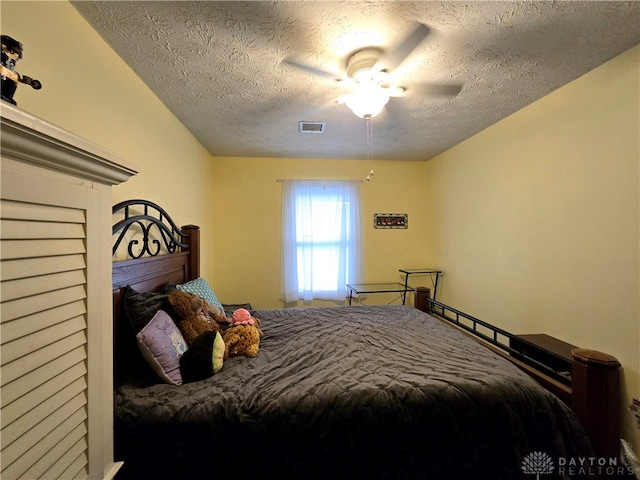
{"left": 366, "top": 114, "right": 373, "bottom": 162}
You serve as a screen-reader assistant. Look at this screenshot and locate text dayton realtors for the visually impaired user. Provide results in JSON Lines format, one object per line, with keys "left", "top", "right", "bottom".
{"left": 557, "top": 456, "right": 634, "bottom": 477}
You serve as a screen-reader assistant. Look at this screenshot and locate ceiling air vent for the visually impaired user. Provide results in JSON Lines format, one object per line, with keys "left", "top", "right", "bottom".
{"left": 299, "top": 121, "right": 326, "bottom": 134}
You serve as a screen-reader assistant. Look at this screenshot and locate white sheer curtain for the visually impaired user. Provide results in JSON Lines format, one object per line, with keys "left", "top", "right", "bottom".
{"left": 281, "top": 180, "right": 361, "bottom": 302}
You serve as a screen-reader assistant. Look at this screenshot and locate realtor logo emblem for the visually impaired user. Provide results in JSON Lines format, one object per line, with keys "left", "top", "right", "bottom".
{"left": 521, "top": 451, "right": 635, "bottom": 477}
{"left": 522, "top": 451, "right": 555, "bottom": 479}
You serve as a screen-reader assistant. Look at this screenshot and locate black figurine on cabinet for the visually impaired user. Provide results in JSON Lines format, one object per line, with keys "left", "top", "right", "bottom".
{"left": 1, "top": 35, "right": 42, "bottom": 105}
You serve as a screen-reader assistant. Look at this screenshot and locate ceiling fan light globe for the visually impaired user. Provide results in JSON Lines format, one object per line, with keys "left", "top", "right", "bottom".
{"left": 344, "top": 85, "right": 390, "bottom": 118}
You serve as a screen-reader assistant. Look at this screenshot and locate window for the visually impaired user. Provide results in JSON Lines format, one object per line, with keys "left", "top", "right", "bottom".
{"left": 281, "top": 180, "right": 361, "bottom": 302}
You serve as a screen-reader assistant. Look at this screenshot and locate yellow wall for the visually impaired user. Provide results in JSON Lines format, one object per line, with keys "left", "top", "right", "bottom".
{"left": 211, "top": 156, "right": 431, "bottom": 307}
{"left": 1, "top": 1, "right": 216, "bottom": 280}
{"left": 426, "top": 45, "right": 640, "bottom": 451}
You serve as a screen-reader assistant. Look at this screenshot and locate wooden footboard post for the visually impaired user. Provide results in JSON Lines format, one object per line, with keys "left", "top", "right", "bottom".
{"left": 414, "top": 287, "right": 431, "bottom": 312}
{"left": 571, "top": 348, "right": 621, "bottom": 460}
{"left": 181, "top": 224, "right": 200, "bottom": 280}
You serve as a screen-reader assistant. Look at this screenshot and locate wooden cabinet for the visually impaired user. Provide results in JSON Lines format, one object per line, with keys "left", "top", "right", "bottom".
{"left": 1, "top": 104, "right": 137, "bottom": 479}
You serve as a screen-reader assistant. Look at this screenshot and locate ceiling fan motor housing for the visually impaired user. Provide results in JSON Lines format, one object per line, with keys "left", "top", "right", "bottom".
{"left": 347, "top": 47, "right": 384, "bottom": 83}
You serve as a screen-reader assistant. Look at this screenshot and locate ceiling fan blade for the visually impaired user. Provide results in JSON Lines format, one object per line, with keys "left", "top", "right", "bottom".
{"left": 407, "top": 83, "right": 463, "bottom": 97}
{"left": 375, "top": 23, "right": 430, "bottom": 73}
{"left": 282, "top": 58, "right": 341, "bottom": 81}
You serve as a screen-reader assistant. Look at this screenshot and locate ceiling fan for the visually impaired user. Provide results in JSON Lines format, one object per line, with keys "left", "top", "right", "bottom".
{"left": 283, "top": 23, "right": 463, "bottom": 118}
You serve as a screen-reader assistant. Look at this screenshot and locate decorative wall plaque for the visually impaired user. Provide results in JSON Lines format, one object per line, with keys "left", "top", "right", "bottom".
{"left": 374, "top": 213, "right": 408, "bottom": 229}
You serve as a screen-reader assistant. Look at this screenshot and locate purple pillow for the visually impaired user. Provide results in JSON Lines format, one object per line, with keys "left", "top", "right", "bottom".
{"left": 136, "top": 310, "right": 187, "bottom": 385}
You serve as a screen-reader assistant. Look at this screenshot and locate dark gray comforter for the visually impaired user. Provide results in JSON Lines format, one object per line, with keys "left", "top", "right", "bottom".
{"left": 114, "top": 305, "right": 592, "bottom": 479}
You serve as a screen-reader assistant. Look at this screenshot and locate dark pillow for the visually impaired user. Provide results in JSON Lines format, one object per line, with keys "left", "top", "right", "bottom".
{"left": 116, "top": 286, "right": 169, "bottom": 386}
{"left": 179, "top": 331, "right": 226, "bottom": 383}
{"left": 162, "top": 283, "right": 178, "bottom": 294}
{"left": 222, "top": 303, "right": 253, "bottom": 318}
{"left": 123, "top": 285, "right": 169, "bottom": 333}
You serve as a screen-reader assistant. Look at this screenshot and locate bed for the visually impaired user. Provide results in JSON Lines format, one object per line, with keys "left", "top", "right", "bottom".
{"left": 112, "top": 200, "right": 621, "bottom": 480}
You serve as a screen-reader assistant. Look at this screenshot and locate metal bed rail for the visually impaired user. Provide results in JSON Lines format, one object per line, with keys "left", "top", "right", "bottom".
{"left": 423, "top": 297, "right": 572, "bottom": 386}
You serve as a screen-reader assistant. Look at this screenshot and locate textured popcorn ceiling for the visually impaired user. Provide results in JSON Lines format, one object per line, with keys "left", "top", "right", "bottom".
{"left": 72, "top": 1, "right": 639, "bottom": 161}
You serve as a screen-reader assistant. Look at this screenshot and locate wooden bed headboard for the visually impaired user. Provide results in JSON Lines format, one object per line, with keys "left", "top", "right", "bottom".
{"left": 112, "top": 199, "right": 200, "bottom": 377}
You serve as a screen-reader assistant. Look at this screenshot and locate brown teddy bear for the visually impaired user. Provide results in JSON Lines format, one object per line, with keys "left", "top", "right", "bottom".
{"left": 166, "top": 290, "right": 230, "bottom": 345}
{"left": 222, "top": 309, "right": 263, "bottom": 357}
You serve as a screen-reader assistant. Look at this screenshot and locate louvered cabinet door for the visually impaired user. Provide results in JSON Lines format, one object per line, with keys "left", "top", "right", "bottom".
{"left": 1, "top": 159, "right": 114, "bottom": 480}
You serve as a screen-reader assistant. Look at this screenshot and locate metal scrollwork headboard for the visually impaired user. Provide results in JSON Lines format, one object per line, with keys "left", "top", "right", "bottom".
{"left": 112, "top": 199, "right": 189, "bottom": 258}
